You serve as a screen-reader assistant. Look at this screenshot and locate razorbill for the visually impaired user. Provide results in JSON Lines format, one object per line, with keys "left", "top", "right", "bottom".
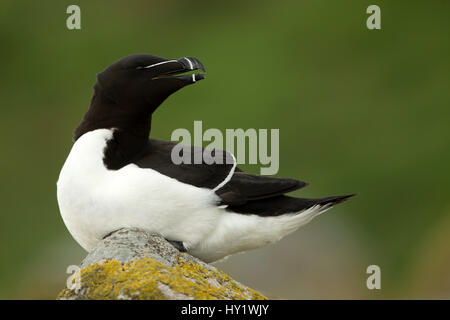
{"left": 57, "top": 54, "right": 355, "bottom": 263}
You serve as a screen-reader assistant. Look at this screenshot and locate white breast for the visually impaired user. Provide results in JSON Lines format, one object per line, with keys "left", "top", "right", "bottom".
{"left": 57, "top": 129, "right": 222, "bottom": 252}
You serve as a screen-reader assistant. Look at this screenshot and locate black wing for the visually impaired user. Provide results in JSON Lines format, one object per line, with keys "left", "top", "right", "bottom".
{"left": 133, "top": 138, "right": 354, "bottom": 216}
{"left": 133, "top": 139, "right": 307, "bottom": 201}
{"left": 215, "top": 171, "right": 308, "bottom": 206}
{"left": 134, "top": 138, "right": 235, "bottom": 190}
{"left": 215, "top": 171, "right": 354, "bottom": 216}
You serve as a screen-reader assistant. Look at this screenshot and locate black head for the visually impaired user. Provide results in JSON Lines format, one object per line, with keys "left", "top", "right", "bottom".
{"left": 73, "top": 54, "right": 206, "bottom": 141}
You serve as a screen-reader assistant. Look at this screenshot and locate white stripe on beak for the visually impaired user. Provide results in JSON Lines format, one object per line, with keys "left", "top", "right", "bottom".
{"left": 181, "top": 57, "right": 194, "bottom": 70}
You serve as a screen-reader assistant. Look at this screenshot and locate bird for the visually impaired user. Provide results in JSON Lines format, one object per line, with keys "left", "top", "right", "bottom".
{"left": 57, "top": 53, "right": 355, "bottom": 263}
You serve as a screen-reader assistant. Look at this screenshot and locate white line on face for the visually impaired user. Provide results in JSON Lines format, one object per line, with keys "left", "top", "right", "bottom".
{"left": 142, "top": 60, "right": 178, "bottom": 69}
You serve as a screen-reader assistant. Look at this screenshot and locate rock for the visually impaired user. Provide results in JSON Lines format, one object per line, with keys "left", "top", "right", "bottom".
{"left": 58, "top": 228, "right": 267, "bottom": 300}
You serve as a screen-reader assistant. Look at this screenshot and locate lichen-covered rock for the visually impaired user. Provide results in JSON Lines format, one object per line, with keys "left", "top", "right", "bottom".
{"left": 58, "top": 228, "right": 267, "bottom": 300}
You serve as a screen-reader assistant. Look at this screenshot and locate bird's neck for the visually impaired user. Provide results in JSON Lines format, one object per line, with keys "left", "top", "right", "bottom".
{"left": 73, "top": 89, "right": 152, "bottom": 142}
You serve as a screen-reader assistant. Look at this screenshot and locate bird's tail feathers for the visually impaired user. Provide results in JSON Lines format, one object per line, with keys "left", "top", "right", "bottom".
{"left": 227, "top": 193, "right": 356, "bottom": 217}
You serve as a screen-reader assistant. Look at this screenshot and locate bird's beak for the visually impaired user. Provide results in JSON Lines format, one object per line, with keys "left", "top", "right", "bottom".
{"left": 141, "top": 57, "right": 206, "bottom": 84}
{"left": 173, "top": 57, "right": 206, "bottom": 83}
{"left": 177, "top": 57, "right": 206, "bottom": 73}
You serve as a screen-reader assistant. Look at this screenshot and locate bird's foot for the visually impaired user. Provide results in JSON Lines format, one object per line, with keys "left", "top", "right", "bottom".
{"left": 166, "top": 239, "right": 187, "bottom": 252}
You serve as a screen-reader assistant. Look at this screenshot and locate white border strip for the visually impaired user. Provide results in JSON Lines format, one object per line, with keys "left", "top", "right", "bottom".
{"left": 212, "top": 153, "right": 237, "bottom": 192}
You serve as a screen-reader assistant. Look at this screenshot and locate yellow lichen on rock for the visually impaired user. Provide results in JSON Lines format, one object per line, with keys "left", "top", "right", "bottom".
{"left": 58, "top": 256, "right": 267, "bottom": 300}
{"left": 58, "top": 229, "right": 267, "bottom": 300}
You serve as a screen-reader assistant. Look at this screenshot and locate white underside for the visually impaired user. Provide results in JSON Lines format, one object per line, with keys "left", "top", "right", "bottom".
{"left": 57, "top": 129, "right": 329, "bottom": 262}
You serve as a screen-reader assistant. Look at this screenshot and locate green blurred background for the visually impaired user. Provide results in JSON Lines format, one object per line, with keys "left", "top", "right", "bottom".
{"left": 0, "top": 0, "right": 449, "bottom": 299}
